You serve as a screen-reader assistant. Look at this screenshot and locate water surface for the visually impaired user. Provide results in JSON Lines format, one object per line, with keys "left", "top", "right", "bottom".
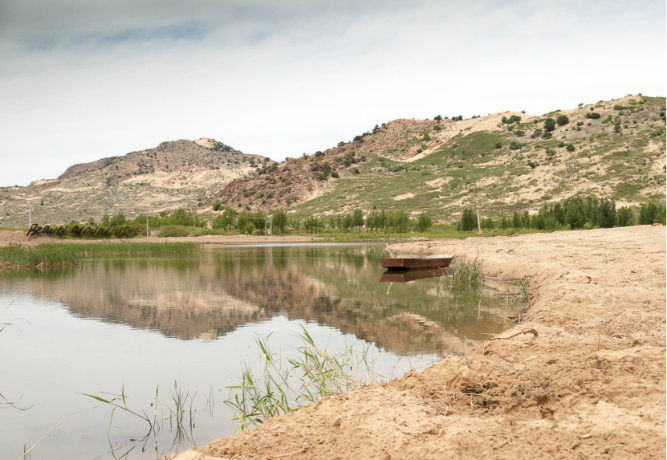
{"left": 0, "top": 244, "right": 517, "bottom": 459}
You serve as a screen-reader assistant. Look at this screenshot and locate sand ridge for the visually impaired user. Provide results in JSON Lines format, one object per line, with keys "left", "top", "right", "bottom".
{"left": 173, "top": 226, "right": 666, "bottom": 460}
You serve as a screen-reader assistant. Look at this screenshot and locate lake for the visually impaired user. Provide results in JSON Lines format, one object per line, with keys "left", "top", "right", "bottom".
{"left": 0, "top": 244, "right": 518, "bottom": 459}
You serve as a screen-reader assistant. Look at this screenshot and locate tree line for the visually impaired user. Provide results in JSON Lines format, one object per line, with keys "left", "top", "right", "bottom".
{"left": 457, "top": 197, "right": 666, "bottom": 232}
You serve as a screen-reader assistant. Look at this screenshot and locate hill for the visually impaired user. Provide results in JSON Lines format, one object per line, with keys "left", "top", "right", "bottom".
{"left": 0, "top": 138, "right": 273, "bottom": 226}
{"left": 209, "top": 95, "right": 665, "bottom": 222}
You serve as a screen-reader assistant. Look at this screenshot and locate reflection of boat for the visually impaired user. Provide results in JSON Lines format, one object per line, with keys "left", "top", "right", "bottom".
{"left": 380, "top": 268, "right": 446, "bottom": 283}
{"left": 380, "top": 253, "right": 454, "bottom": 269}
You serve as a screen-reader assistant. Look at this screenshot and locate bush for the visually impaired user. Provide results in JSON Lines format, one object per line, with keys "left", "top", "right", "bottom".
{"left": 416, "top": 213, "right": 433, "bottom": 232}
{"left": 459, "top": 208, "right": 477, "bottom": 232}
{"left": 509, "top": 141, "right": 525, "bottom": 150}
{"left": 495, "top": 142, "right": 502, "bottom": 149}
{"left": 617, "top": 207, "right": 635, "bottom": 227}
{"left": 245, "top": 222, "right": 256, "bottom": 234}
{"left": 273, "top": 210, "right": 288, "bottom": 234}
{"left": 544, "top": 118, "right": 556, "bottom": 131}
{"left": 353, "top": 168, "right": 360, "bottom": 175}
{"left": 556, "top": 115, "right": 569, "bottom": 126}
{"left": 213, "top": 202, "right": 221, "bottom": 211}
{"left": 586, "top": 112, "right": 601, "bottom": 119}
{"left": 566, "top": 144, "right": 575, "bottom": 152}
{"left": 331, "top": 171, "right": 339, "bottom": 178}
{"left": 159, "top": 226, "right": 190, "bottom": 237}
{"left": 542, "top": 132, "right": 553, "bottom": 139}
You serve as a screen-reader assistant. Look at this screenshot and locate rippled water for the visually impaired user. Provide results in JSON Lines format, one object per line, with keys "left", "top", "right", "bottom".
{"left": 0, "top": 244, "right": 517, "bottom": 459}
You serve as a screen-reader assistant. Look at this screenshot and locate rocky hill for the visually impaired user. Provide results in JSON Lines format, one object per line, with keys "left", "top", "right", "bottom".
{"left": 0, "top": 138, "right": 273, "bottom": 226}
{"left": 210, "top": 95, "right": 665, "bottom": 222}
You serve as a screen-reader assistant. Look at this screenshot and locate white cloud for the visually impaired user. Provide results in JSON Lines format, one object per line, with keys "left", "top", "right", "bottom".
{"left": 0, "top": 0, "right": 664, "bottom": 185}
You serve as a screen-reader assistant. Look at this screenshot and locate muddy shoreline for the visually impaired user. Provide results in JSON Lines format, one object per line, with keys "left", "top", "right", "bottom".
{"left": 173, "top": 226, "right": 666, "bottom": 460}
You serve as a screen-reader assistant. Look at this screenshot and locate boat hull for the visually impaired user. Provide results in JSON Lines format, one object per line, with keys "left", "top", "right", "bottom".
{"left": 379, "top": 255, "right": 453, "bottom": 270}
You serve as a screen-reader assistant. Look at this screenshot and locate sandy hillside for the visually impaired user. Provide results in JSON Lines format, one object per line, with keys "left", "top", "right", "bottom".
{"left": 173, "top": 226, "right": 665, "bottom": 460}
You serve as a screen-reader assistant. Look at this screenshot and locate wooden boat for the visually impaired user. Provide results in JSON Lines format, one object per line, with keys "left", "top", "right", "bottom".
{"left": 379, "top": 253, "right": 454, "bottom": 270}
{"left": 379, "top": 268, "right": 446, "bottom": 283}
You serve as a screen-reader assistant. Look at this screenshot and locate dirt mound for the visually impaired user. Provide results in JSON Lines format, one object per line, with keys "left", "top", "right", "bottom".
{"left": 0, "top": 229, "right": 53, "bottom": 247}
{"left": 173, "top": 226, "right": 665, "bottom": 460}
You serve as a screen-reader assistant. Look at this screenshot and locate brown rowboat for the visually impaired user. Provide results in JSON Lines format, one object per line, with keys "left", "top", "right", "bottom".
{"left": 379, "top": 253, "right": 454, "bottom": 270}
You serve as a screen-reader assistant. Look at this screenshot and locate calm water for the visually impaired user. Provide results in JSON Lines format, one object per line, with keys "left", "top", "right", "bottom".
{"left": 0, "top": 244, "right": 517, "bottom": 459}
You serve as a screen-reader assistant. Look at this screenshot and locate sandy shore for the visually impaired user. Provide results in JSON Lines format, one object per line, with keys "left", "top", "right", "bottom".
{"left": 173, "top": 226, "right": 666, "bottom": 460}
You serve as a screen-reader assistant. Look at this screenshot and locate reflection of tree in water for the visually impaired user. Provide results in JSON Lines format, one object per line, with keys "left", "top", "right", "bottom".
{"left": 0, "top": 259, "right": 267, "bottom": 341}
{"left": 0, "top": 249, "right": 516, "bottom": 354}
{"left": 215, "top": 248, "right": 515, "bottom": 355}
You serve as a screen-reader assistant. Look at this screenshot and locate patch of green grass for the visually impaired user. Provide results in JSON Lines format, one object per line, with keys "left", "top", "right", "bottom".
{"left": 0, "top": 242, "right": 196, "bottom": 268}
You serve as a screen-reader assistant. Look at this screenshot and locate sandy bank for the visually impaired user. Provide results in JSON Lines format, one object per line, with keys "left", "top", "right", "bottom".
{"left": 173, "top": 226, "right": 665, "bottom": 460}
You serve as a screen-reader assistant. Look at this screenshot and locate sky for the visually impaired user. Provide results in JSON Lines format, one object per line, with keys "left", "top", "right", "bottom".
{"left": 0, "top": 0, "right": 665, "bottom": 186}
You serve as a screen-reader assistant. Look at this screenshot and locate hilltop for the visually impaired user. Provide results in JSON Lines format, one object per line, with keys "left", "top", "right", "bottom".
{"left": 0, "top": 138, "right": 273, "bottom": 226}
{"left": 210, "top": 95, "right": 665, "bottom": 222}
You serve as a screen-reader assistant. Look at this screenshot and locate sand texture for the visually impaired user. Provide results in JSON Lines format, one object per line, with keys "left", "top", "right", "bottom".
{"left": 173, "top": 226, "right": 666, "bottom": 460}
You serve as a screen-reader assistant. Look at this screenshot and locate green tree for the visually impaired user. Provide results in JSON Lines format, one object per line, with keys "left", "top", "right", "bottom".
{"left": 102, "top": 214, "right": 110, "bottom": 226}
{"left": 213, "top": 202, "right": 221, "bottom": 211}
{"left": 110, "top": 212, "right": 126, "bottom": 226}
{"left": 459, "top": 208, "right": 477, "bottom": 232}
{"left": 512, "top": 211, "right": 522, "bottom": 229}
{"left": 416, "top": 213, "right": 433, "bottom": 232}
{"left": 544, "top": 118, "right": 556, "bottom": 132}
{"left": 87, "top": 217, "right": 96, "bottom": 226}
{"left": 351, "top": 209, "right": 364, "bottom": 228}
{"left": 272, "top": 210, "right": 288, "bottom": 234}
{"left": 617, "top": 207, "right": 635, "bottom": 227}
{"left": 598, "top": 199, "right": 616, "bottom": 228}
{"left": 556, "top": 115, "right": 569, "bottom": 126}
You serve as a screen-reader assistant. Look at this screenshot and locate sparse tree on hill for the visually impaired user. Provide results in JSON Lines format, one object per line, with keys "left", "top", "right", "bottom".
{"left": 556, "top": 115, "right": 569, "bottom": 126}
{"left": 544, "top": 118, "right": 556, "bottom": 132}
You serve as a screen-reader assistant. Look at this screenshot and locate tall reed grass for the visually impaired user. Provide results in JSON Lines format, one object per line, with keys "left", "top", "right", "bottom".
{"left": 0, "top": 242, "right": 195, "bottom": 268}
{"left": 225, "top": 325, "right": 377, "bottom": 432}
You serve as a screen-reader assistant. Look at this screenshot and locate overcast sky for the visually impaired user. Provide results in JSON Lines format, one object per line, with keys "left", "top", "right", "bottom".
{"left": 0, "top": 0, "right": 664, "bottom": 186}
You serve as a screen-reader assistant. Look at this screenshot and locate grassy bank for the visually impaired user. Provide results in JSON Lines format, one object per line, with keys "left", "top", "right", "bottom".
{"left": 0, "top": 242, "right": 196, "bottom": 269}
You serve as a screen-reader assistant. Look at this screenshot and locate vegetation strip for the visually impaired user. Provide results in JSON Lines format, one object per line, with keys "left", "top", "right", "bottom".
{"left": 0, "top": 243, "right": 195, "bottom": 269}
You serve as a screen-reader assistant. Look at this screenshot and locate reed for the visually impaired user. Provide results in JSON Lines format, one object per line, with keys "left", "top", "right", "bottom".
{"left": 0, "top": 242, "right": 196, "bottom": 269}
{"left": 446, "top": 255, "right": 484, "bottom": 286}
{"left": 225, "top": 325, "right": 378, "bottom": 432}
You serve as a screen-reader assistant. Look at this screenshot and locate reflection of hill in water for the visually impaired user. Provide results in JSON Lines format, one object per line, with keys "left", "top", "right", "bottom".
{"left": 0, "top": 249, "right": 516, "bottom": 354}
{"left": 216, "top": 249, "right": 514, "bottom": 355}
{"left": 0, "top": 259, "right": 267, "bottom": 340}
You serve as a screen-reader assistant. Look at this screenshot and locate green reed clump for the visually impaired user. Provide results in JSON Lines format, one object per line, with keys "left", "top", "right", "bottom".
{"left": 446, "top": 255, "right": 484, "bottom": 286}
{"left": 0, "top": 242, "right": 195, "bottom": 268}
{"left": 225, "top": 325, "right": 377, "bottom": 432}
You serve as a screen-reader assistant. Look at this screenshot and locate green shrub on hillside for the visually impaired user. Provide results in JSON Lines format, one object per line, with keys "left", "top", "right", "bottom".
{"left": 586, "top": 112, "right": 601, "bottom": 119}
{"left": 544, "top": 118, "right": 556, "bottom": 132}
{"left": 556, "top": 115, "right": 569, "bottom": 126}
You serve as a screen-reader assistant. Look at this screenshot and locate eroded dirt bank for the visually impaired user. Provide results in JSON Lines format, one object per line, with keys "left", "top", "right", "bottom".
{"left": 176, "top": 226, "right": 665, "bottom": 460}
